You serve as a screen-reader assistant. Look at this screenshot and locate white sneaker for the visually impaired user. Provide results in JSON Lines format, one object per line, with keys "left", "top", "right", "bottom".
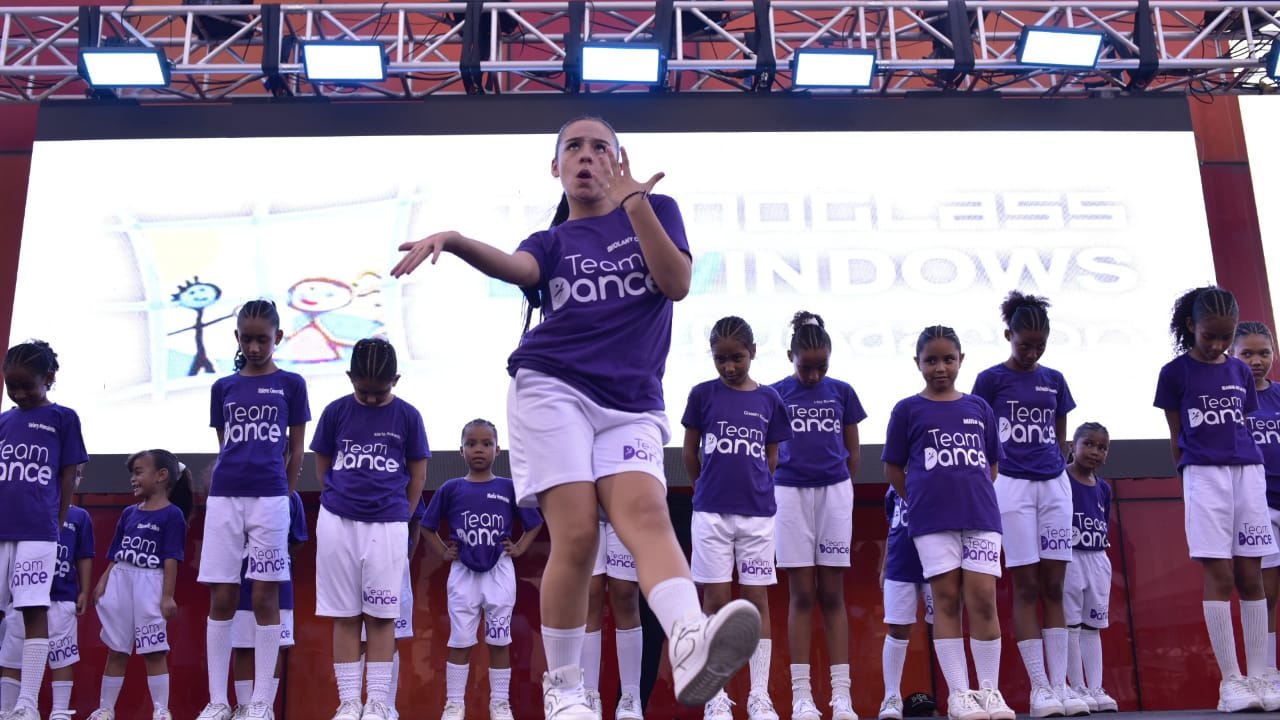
{"left": 86, "top": 711, "right": 114, "bottom": 720}
{"left": 154, "top": 709, "right": 174, "bottom": 720}
{"left": 748, "top": 692, "right": 780, "bottom": 720}
{"left": 615, "top": 693, "right": 643, "bottom": 720}
{"left": 586, "top": 689, "right": 604, "bottom": 720}
{"left": 1218, "top": 674, "right": 1263, "bottom": 713}
{"left": 543, "top": 665, "right": 596, "bottom": 720}
{"left": 1029, "top": 685, "right": 1065, "bottom": 718}
{"left": 1055, "top": 685, "right": 1090, "bottom": 717}
{"left": 946, "top": 691, "right": 986, "bottom": 720}
{"left": 705, "top": 691, "right": 735, "bottom": 720}
{"left": 878, "top": 696, "right": 903, "bottom": 720}
{"left": 830, "top": 693, "right": 857, "bottom": 720}
{"left": 49, "top": 711, "right": 77, "bottom": 720}
{"left": 361, "top": 702, "right": 394, "bottom": 720}
{"left": 670, "top": 600, "right": 762, "bottom": 706}
{"left": 490, "top": 699, "right": 515, "bottom": 720}
{"left": 333, "top": 701, "right": 365, "bottom": 720}
{"left": 441, "top": 701, "right": 466, "bottom": 720}
{"left": 979, "top": 684, "right": 1014, "bottom": 720}
{"left": 1086, "top": 688, "right": 1117, "bottom": 713}
{"left": 197, "top": 705, "right": 233, "bottom": 720}
{"left": 243, "top": 704, "right": 274, "bottom": 720}
{"left": 1069, "top": 687, "right": 1098, "bottom": 713}
{"left": 792, "top": 697, "right": 821, "bottom": 720}
{"left": 1250, "top": 675, "right": 1280, "bottom": 712}
{"left": 233, "top": 708, "right": 251, "bottom": 720}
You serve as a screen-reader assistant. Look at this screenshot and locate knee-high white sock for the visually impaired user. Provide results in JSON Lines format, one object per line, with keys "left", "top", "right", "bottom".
{"left": 883, "top": 637, "right": 910, "bottom": 699}
{"left": 207, "top": 618, "right": 234, "bottom": 706}
{"left": 543, "top": 625, "right": 587, "bottom": 674}
{"left": 831, "top": 663, "right": 851, "bottom": 700}
{"left": 490, "top": 667, "right": 511, "bottom": 703}
{"left": 933, "top": 638, "right": 971, "bottom": 695}
{"left": 1242, "top": 599, "right": 1269, "bottom": 677}
{"left": 335, "top": 661, "right": 362, "bottom": 704}
{"left": 616, "top": 627, "right": 643, "bottom": 697}
{"left": 1043, "top": 628, "right": 1068, "bottom": 688}
{"left": 1018, "top": 638, "right": 1050, "bottom": 688}
{"left": 581, "top": 630, "right": 602, "bottom": 691}
{"left": 791, "top": 664, "right": 813, "bottom": 701}
{"left": 1205, "top": 600, "right": 1243, "bottom": 679}
{"left": 749, "top": 639, "right": 771, "bottom": 694}
{"left": 446, "top": 662, "right": 469, "bottom": 704}
{"left": 51, "top": 679, "right": 72, "bottom": 712}
{"left": 235, "top": 680, "right": 253, "bottom": 707}
{"left": 970, "top": 638, "right": 1001, "bottom": 690}
{"left": 390, "top": 650, "right": 400, "bottom": 709}
{"left": 1081, "top": 630, "right": 1104, "bottom": 690}
{"left": 17, "top": 639, "right": 48, "bottom": 710}
{"left": 646, "top": 578, "right": 702, "bottom": 635}
{"left": 1270, "top": 631, "right": 1277, "bottom": 672}
{"left": 99, "top": 674, "right": 124, "bottom": 710}
{"left": 251, "top": 625, "right": 283, "bottom": 705}
{"left": 1067, "top": 628, "right": 1085, "bottom": 688}
{"left": 148, "top": 673, "right": 170, "bottom": 710}
{"left": 366, "top": 661, "right": 393, "bottom": 705}
{"left": 0, "top": 676, "right": 19, "bottom": 712}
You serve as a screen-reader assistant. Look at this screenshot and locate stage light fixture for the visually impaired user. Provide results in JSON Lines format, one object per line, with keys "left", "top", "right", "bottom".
{"left": 1267, "top": 43, "right": 1280, "bottom": 81}
{"left": 301, "top": 42, "right": 387, "bottom": 83}
{"left": 791, "top": 49, "right": 877, "bottom": 89}
{"left": 77, "top": 47, "right": 170, "bottom": 88}
{"left": 580, "top": 44, "right": 664, "bottom": 85}
{"left": 1017, "top": 27, "right": 1104, "bottom": 69}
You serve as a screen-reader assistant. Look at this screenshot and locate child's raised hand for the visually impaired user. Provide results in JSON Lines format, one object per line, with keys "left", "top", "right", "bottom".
{"left": 160, "top": 596, "right": 177, "bottom": 620}
{"left": 391, "top": 231, "right": 461, "bottom": 278}
{"left": 601, "top": 147, "right": 664, "bottom": 210}
{"left": 441, "top": 541, "right": 459, "bottom": 562}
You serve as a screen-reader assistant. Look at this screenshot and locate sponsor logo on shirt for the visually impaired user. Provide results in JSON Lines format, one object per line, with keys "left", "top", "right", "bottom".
{"left": 547, "top": 253, "right": 659, "bottom": 311}
{"left": 26, "top": 423, "right": 55, "bottom": 433}
{"left": 136, "top": 622, "right": 167, "bottom": 652}
{"left": 374, "top": 431, "right": 403, "bottom": 441}
{"left": 739, "top": 557, "right": 775, "bottom": 579}
{"left": 1072, "top": 511, "right": 1109, "bottom": 549}
{"left": 257, "top": 387, "right": 286, "bottom": 396}
{"left": 455, "top": 510, "right": 507, "bottom": 547}
{"left": 0, "top": 439, "right": 54, "bottom": 485}
{"left": 363, "top": 587, "right": 399, "bottom": 607}
{"left": 1223, "top": 385, "right": 1247, "bottom": 394}
{"left": 788, "top": 404, "right": 840, "bottom": 434}
{"left": 11, "top": 559, "right": 48, "bottom": 587}
{"left": 1040, "top": 524, "right": 1071, "bottom": 551}
{"left": 704, "top": 422, "right": 766, "bottom": 460}
{"left": 623, "top": 438, "right": 662, "bottom": 465}
{"left": 1035, "top": 386, "right": 1057, "bottom": 393}
{"left": 1239, "top": 521, "right": 1275, "bottom": 549}
{"left": 333, "top": 440, "right": 401, "bottom": 474}
{"left": 998, "top": 401, "right": 1057, "bottom": 445}
{"left": 923, "top": 429, "right": 989, "bottom": 471}
{"left": 137, "top": 523, "right": 160, "bottom": 532}
{"left": 961, "top": 536, "right": 1000, "bottom": 564}
{"left": 1249, "top": 416, "right": 1280, "bottom": 445}
{"left": 486, "top": 492, "right": 511, "bottom": 504}
{"left": 607, "top": 236, "right": 637, "bottom": 253}
{"left": 222, "top": 402, "right": 282, "bottom": 444}
{"left": 1188, "top": 395, "right": 1244, "bottom": 428}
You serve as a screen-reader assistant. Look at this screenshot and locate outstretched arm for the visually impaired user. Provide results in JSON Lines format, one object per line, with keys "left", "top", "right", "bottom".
{"left": 391, "top": 231, "right": 540, "bottom": 287}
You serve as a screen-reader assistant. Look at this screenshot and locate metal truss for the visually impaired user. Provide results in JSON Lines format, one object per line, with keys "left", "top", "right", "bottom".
{"left": 3, "top": 1, "right": 1280, "bottom": 101}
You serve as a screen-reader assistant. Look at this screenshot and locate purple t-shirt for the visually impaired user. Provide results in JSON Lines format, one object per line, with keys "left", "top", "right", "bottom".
{"left": 771, "top": 376, "right": 867, "bottom": 488}
{"left": 209, "top": 371, "right": 310, "bottom": 497}
{"left": 0, "top": 404, "right": 89, "bottom": 541}
{"left": 311, "top": 395, "right": 431, "bottom": 522}
{"left": 238, "top": 491, "right": 308, "bottom": 611}
{"left": 1249, "top": 382, "right": 1280, "bottom": 510}
{"left": 884, "top": 488, "right": 926, "bottom": 585}
{"left": 107, "top": 504, "right": 187, "bottom": 569}
{"left": 683, "top": 380, "right": 793, "bottom": 517}
{"left": 423, "top": 477, "right": 543, "bottom": 574}
{"left": 507, "top": 194, "right": 691, "bottom": 413}
{"left": 881, "top": 394, "right": 1004, "bottom": 537}
{"left": 51, "top": 505, "right": 94, "bottom": 603}
{"left": 972, "top": 364, "right": 1075, "bottom": 481}
{"left": 1069, "top": 475, "right": 1112, "bottom": 552}
{"left": 1153, "top": 354, "right": 1263, "bottom": 469}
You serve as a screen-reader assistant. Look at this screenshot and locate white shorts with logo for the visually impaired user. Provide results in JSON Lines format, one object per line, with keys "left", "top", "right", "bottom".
{"left": 199, "top": 496, "right": 292, "bottom": 584}
{"left": 591, "top": 522, "right": 639, "bottom": 582}
{"left": 914, "top": 530, "right": 1003, "bottom": 580}
{"left": 0, "top": 541, "right": 57, "bottom": 610}
{"left": 315, "top": 508, "right": 408, "bottom": 619}
{"left": 446, "top": 556, "right": 515, "bottom": 648}
{"left": 97, "top": 565, "right": 169, "bottom": 654}
{"left": 883, "top": 580, "right": 935, "bottom": 626}
{"left": 361, "top": 565, "right": 414, "bottom": 641}
{"left": 1263, "top": 508, "right": 1280, "bottom": 570}
{"left": 996, "top": 472, "right": 1073, "bottom": 567}
{"left": 1064, "top": 550, "right": 1111, "bottom": 628}
{"left": 1183, "top": 464, "right": 1276, "bottom": 559}
{"left": 508, "top": 369, "right": 670, "bottom": 508}
{"left": 232, "top": 609, "right": 295, "bottom": 649}
{"left": 774, "top": 482, "right": 854, "bottom": 568}
{"left": 0, "top": 601, "right": 79, "bottom": 669}
{"left": 690, "top": 512, "right": 776, "bottom": 586}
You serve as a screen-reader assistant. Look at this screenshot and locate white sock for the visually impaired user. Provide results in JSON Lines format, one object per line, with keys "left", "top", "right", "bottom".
{"left": 207, "top": 618, "right": 234, "bottom": 706}
{"left": 366, "top": 661, "right": 393, "bottom": 705}
{"left": 335, "top": 661, "right": 362, "bottom": 704}
{"left": 100, "top": 674, "right": 124, "bottom": 710}
{"left": 582, "top": 630, "right": 602, "bottom": 691}
{"left": 148, "top": 673, "right": 170, "bottom": 710}
{"left": 0, "top": 676, "right": 19, "bottom": 711}
{"left": 646, "top": 578, "right": 703, "bottom": 635}
{"left": 1204, "top": 600, "right": 1242, "bottom": 678}
{"left": 1017, "top": 638, "right": 1050, "bottom": 688}
{"left": 251, "top": 625, "right": 283, "bottom": 705}
{"left": 51, "top": 680, "right": 72, "bottom": 711}
{"left": 616, "top": 627, "right": 643, "bottom": 698}
{"left": 1270, "top": 631, "right": 1278, "bottom": 672}
{"left": 390, "top": 651, "right": 400, "bottom": 710}
{"left": 749, "top": 639, "right": 771, "bottom": 693}
{"left": 543, "top": 625, "right": 587, "bottom": 673}
{"left": 1067, "top": 628, "right": 1085, "bottom": 688}
{"left": 235, "top": 680, "right": 253, "bottom": 707}
{"left": 1242, "top": 599, "right": 1269, "bottom": 677}
{"left": 446, "top": 662, "right": 469, "bottom": 704}
{"left": 830, "top": 663, "right": 851, "bottom": 699}
{"left": 490, "top": 667, "right": 511, "bottom": 703}
{"left": 1081, "top": 630, "right": 1104, "bottom": 690}
{"left": 933, "top": 638, "right": 971, "bottom": 695}
{"left": 883, "top": 637, "right": 909, "bottom": 699}
{"left": 791, "top": 664, "right": 812, "bottom": 701}
{"left": 17, "top": 638, "right": 48, "bottom": 709}
{"left": 269, "top": 678, "right": 279, "bottom": 705}
{"left": 970, "top": 638, "right": 1001, "bottom": 690}
{"left": 1043, "top": 628, "right": 1068, "bottom": 688}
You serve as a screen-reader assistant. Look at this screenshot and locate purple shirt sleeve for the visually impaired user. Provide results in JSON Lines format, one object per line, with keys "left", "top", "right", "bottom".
{"left": 881, "top": 400, "right": 910, "bottom": 467}
{"left": 406, "top": 407, "right": 431, "bottom": 461}
{"left": 310, "top": 403, "right": 336, "bottom": 456}
{"left": 422, "top": 481, "right": 449, "bottom": 531}
{"left": 210, "top": 378, "right": 226, "bottom": 429}
{"left": 161, "top": 506, "right": 186, "bottom": 562}
{"left": 517, "top": 505, "right": 544, "bottom": 531}
{"left": 766, "top": 391, "right": 793, "bottom": 445}
{"left": 843, "top": 384, "right": 868, "bottom": 426}
{"left": 106, "top": 508, "right": 128, "bottom": 560}
{"left": 288, "top": 375, "right": 311, "bottom": 426}
{"left": 1153, "top": 359, "right": 1182, "bottom": 410}
{"left": 75, "top": 511, "right": 95, "bottom": 559}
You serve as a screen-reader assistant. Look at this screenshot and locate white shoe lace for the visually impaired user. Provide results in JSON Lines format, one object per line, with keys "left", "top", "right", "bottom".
{"left": 706, "top": 693, "right": 735, "bottom": 720}
{"left": 831, "top": 693, "right": 856, "bottom": 720}
{"left": 198, "top": 705, "right": 232, "bottom": 720}
{"left": 334, "top": 701, "right": 364, "bottom": 720}
{"left": 793, "top": 697, "right": 821, "bottom": 720}
{"left": 749, "top": 693, "right": 778, "bottom": 719}
{"left": 491, "top": 699, "right": 514, "bottom": 720}
{"left": 442, "top": 701, "right": 466, "bottom": 720}
{"left": 616, "top": 694, "right": 642, "bottom": 720}
{"left": 879, "top": 696, "right": 902, "bottom": 717}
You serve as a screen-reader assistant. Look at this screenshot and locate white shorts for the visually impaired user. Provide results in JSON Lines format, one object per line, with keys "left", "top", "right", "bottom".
{"left": 883, "top": 580, "right": 935, "bottom": 626}
{"left": 507, "top": 369, "right": 670, "bottom": 508}
{"left": 690, "top": 512, "right": 777, "bottom": 586}
{"left": 1064, "top": 550, "right": 1112, "bottom": 628}
{"left": 0, "top": 541, "right": 57, "bottom": 610}
{"left": 1183, "top": 464, "right": 1276, "bottom": 559}
{"left": 361, "top": 566, "right": 414, "bottom": 641}
{"left": 199, "top": 496, "right": 292, "bottom": 584}
{"left": 914, "top": 530, "right": 1003, "bottom": 580}
{"left": 0, "top": 601, "right": 79, "bottom": 669}
{"left": 774, "top": 482, "right": 854, "bottom": 568}
{"left": 591, "top": 523, "right": 639, "bottom": 583}
{"left": 446, "top": 556, "right": 515, "bottom": 648}
{"left": 97, "top": 565, "right": 168, "bottom": 655}
{"left": 315, "top": 508, "right": 408, "bottom": 619}
{"left": 1264, "top": 508, "right": 1280, "bottom": 570}
{"left": 996, "top": 472, "right": 1073, "bottom": 567}
{"left": 232, "top": 609, "right": 296, "bottom": 649}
